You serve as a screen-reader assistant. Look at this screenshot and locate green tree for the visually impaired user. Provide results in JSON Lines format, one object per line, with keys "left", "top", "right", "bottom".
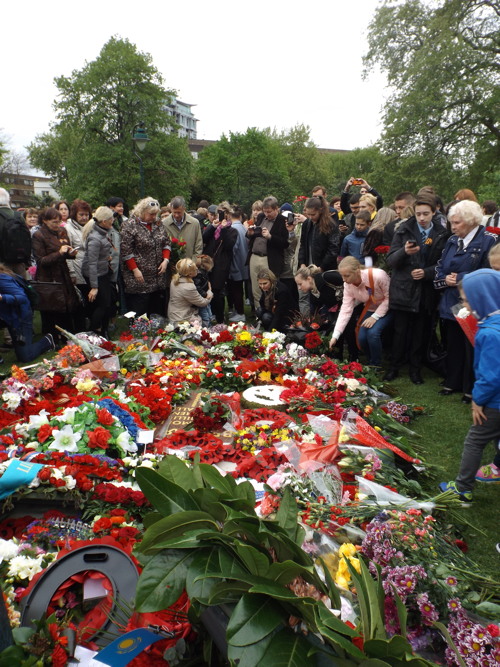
{"left": 272, "top": 124, "right": 330, "bottom": 199}
{"left": 28, "top": 37, "right": 192, "bottom": 207}
{"left": 192, "top": 128, "right": 292, "bottom": 211}
{"left": 364, "top": 0, "right": 500, "bottom": 197}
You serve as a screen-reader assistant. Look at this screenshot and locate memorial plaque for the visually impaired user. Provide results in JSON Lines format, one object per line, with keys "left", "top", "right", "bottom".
{"left": 155, "top": 391, "right": 203, "bottom": 439}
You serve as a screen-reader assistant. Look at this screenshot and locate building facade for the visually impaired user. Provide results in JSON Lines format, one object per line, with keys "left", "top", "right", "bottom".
{"left": 166, "top": 99, "right": 198, "bottom": 140}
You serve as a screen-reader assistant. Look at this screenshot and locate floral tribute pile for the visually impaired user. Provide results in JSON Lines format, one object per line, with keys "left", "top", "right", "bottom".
{"left": 0, "top": 318, "right": 498, "bottom": 665}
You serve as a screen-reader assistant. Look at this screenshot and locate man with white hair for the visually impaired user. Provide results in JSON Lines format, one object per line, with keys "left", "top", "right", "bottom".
{"left": 162, "top": 196, "right": 202, "bottom": 260}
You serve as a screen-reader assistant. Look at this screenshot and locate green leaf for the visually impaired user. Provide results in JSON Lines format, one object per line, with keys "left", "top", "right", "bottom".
{"left": 145, "top": 529, "right": 208, "bottom": 549}
{"left": 208, "top": 581, "right": 251, "bottom": 605}
{"left": 265, "top": 533, "right": 312, "bottom": 567}
{"left": 227, "top": 633, "right": 274, "bottom": 666}
{"left": 135, "top": 467, "right": 199, "bottom": 515}
{"left": 275, "top": 486, "right": 299, "bottom": 540}
{"left": 192, "top": 488, "right": 228, "bottom": 521}
{"left": 247, "top": 582, "right": 299, "bottom": 601}
{"left": 317, "top": 624, "right": 366, "bottom": 661}
{"left": 391, "top": 586, "right": 408, "bottom": 638}
{"left": 364, "top": 636, "right": 414, "bottom": 660}
{"left": 199, "top": 463, "right": 237, "bottom": 494}
{"left": 135, "top": 549, "right": 193, "bottom": 612}
{"left": 142, "top": 511, "right": 162, "bottom": 529}
{"left": 157, "top": 455, "right": 197, "bottom": 490}
{"left": 137, "top": 510, "right": 218, "bottom": 553}
{"left": 318, "top": 556, "right": 342, "bottom": 610}
{"left": 476, "top": 601, "right": 500, "bottom": 620}
{"left": 219, "top": 549, "right": 249, "bottom": 579}
{"left": 267, "top": 561, "right": 321, "bottom": 588}
{"left": 250, "top": 628, "right": 312, "bottom": 665}
{"left": 235, "top": 543, "right": 270, "bottom": 575}
{"left": 317, "top": 603, "right": 359, "bottom": 637}
{"left": 186, "top": 547, "right": 220, "bottom": 603}
{"left": 234, "top": 480, "right": 256, "bottom": 505}
{"left": 227, "top": 593, "right": 286, "bottom": 646}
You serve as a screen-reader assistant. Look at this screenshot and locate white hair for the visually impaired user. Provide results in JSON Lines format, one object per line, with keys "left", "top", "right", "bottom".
{"left": 448, "top": 200, "right": 483, "bottom": 228}
{"left": 0, "top": 188, "right": 11, "bottom": 207}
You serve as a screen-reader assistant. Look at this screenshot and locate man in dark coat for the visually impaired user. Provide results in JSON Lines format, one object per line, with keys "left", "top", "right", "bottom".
{"left": 384, "top": 194, "right": 449, "bottom": 384}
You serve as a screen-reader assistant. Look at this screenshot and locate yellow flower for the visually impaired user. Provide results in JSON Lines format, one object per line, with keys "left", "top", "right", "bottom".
{"left": 258, "top": 371, "right": 271, "bottom": 382}
{"left": 76, "top": 378, "right": 97, "bottom": 392}
{"left": 374, "top": 426, "right": 382, "bottom": 432}
{"left": 237, "top": 331, "right": 251, "bottom": 342}
{"left": 339, "top": 426, "right": 350, "bottom": 444}
{"left": 121, "top": 368, "right": 128, "bottom": 375}
{"left": 339, "top": 543, "right": 357, "bottom": 558}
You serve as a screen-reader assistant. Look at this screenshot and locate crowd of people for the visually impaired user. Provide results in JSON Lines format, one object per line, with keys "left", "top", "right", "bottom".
{"left": 1, "top": 181, "right": 500, "bottom": 505}
{"left": 0, "top": 183, "right": 499, "bottom": 390}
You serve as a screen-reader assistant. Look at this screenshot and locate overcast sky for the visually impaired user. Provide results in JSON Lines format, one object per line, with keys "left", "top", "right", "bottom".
{"left": 3, "top": 0, "right": 388, "bottom": 158}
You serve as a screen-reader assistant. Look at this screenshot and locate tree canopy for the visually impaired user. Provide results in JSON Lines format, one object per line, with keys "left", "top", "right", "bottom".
{"left": 28, "top": 37, "right": 192, "bottom": 207}
{"left": 364, "top": 0, "right": 500, "bottom": 196}
{"left": 192, "top": 125, "right": 329, "bottom": 211}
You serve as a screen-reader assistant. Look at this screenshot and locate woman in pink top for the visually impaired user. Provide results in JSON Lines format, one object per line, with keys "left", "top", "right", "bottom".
{"left": 329, "top": 256, "right": 392, "bottom": 367}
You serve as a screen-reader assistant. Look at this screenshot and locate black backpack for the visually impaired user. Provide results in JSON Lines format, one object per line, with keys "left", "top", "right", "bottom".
{"left": 0, "top": 211, "right": 32, "bottom": 265}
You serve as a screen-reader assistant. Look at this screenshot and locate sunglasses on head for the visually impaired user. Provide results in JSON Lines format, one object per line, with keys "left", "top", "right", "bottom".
{"left": 148, "top": 201, "right": 159, "bottom": 207}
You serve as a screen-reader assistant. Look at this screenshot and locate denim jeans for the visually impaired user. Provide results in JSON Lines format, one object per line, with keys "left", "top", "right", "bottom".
{"left": 357, "top": 310, "right": 393, "bottom": 367}
{"left": 10, "top": 319, "right": 52, "bottom": 363}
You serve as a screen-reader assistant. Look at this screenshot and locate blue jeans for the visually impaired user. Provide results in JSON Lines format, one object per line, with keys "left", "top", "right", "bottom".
{"left": 198, "top": 304, "right": 213, "bottom": 326}
{"left": 9, "top": 319, "right": 52, "bottom": 363}
{"left": 357, "top": 311, "right": 393, "bottom": 367}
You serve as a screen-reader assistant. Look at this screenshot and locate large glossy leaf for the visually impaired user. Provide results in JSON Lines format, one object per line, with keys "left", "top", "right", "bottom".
{"left": 247, "top": 582, "right": 299, "bottom": 601}
{"left": 137, "top": 510, "right": 218, "bottom": 553}
{"left": 363, "top": 635, "right": 415, "bottom": 660}
{"left": 142, "top": 511, "right": 162, "bottom": 529}
{"left": 186, "top": 547, "right": 220, "bottom": 603}
{"left": 317, "top": 621, "right": 366, "bottom": 661}
{"left": 145, "top": 529, "right": 208, "bottom": 550}
{"left": 199, "top": 462, "right": 237, "bottom": 494}
{"left": 235, "top": 543, "right": 270, "bottom": 575}
{"left": 318, "top": 556, "right": 341, "bottom": 610}
{"left": 208, "top": 581, "right": 251, "bottom": 605}
{"left": 248, "top": 628, "right": 312, "bottom": 666}
{"left": 227, "top": 633, "right": 274, "bottom": 667}
{"left": 265, "top": 532, "right": 312, "bottom": 566}
{"left": 158, "top": 455, "right": 197, "bottom": 490}
{"left": 275, "top": 486, "right": 299, "bottom": 539}
{"left": 192, "top": 488, "right": 228, "bottom": 522}
{"left": 135, "top": 549, "right": 193, "bottom": 612}
{"left": 219, "top": 549, "right": 250, "bottom": 579}
{"left": 227, "top": 593, "right": 285, "bottom": 646}
{"left": 317, "top": 603, "right": 358, "bottom": 637}
{"left": 234, "top": 479, "right": 256, "bottom": 506}
{"left": 135, "top": 467, "right": 199, "bottom": 515}
{"left": 267, "top": 561, "right": 322, "bottom": 588}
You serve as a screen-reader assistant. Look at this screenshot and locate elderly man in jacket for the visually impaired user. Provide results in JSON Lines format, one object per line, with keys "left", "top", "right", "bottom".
{"left": 162, "top": 196, "right": 203, "bottom": 260}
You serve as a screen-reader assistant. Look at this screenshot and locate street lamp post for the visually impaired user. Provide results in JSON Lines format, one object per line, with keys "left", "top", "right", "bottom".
{"left": 132, "top": 122, "right": 150, "bottom": 199}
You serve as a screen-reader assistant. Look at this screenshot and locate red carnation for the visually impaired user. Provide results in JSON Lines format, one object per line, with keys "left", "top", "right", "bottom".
{"left": 96, "top": 408, "right": 114, "bottom": 426}
{"left": 38, "top": 424, "right": 53, "bottom": 443}
{"left": 87, "top": 427, "right": 112, "bottom": 449}
{"left": 51, "top": 644, "right": 69, "bottom": 667}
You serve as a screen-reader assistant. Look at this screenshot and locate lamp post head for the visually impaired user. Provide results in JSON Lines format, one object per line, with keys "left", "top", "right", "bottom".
{"left": 132, "top": 123, "right": 150, "bottom": 152}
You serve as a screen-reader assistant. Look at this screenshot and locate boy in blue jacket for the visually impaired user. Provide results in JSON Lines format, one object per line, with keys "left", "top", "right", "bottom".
{"left": 439, "top": 268, "right": 500, "bottom": 503}
{"left": 340, "top": 211, "right": 370, "bottom": 262}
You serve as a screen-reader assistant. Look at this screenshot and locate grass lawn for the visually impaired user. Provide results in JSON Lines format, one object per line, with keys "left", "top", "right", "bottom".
{"left": 1, "top": 317, "right": 498, "bottom": 579}
{"left": 386, "top": 366, "right": 500, "bottom": 579}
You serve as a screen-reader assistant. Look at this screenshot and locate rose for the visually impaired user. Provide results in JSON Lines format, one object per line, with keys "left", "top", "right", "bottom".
{"left": 96, "top": 408, "right": 114, "bottom": 426}
{"left": 87, "top": 427, "right": 112, "bottom": 449}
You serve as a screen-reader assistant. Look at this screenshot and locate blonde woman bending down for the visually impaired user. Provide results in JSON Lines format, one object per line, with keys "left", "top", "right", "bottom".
{"left": 329, "top": 257, "right": 391, "bottom": 368}
{"left": 168, "top": 258, "right": 213, "bottom": 326}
